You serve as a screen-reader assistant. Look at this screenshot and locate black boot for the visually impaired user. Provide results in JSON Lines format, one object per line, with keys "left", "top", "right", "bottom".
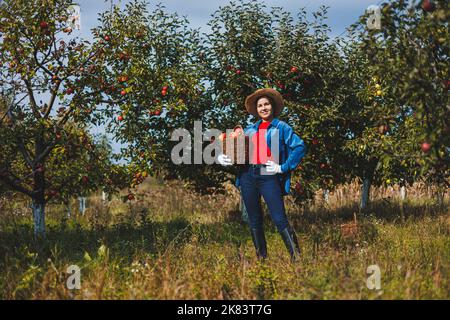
{"left": 250, "top": 228, "right": 267, "bottom": 259}
{"left": 279, "top": 225, "right": 301, "bottom": 262}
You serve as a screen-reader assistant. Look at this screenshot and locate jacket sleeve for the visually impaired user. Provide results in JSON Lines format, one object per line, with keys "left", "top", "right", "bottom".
{"left": 280, "top": 124, "right": 307, "bottom": 173}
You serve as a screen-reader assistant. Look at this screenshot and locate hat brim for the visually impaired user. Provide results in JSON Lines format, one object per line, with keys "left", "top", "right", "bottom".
{"left": 245, "top": 88, "right": 284, "bottom": 117}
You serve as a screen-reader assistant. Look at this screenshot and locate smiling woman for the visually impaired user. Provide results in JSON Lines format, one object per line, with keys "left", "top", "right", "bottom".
{"left": 218, "top": 88, "right": 308, "bottom": 262}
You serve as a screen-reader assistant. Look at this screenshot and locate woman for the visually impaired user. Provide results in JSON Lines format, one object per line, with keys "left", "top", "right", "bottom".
{"left": 218, "top": 88, "right": 307, "bottom": 261}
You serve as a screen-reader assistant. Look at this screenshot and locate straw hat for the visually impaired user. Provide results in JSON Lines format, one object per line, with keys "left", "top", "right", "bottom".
{"left": 245, "top": 88, "right": 284, "bottom": 117}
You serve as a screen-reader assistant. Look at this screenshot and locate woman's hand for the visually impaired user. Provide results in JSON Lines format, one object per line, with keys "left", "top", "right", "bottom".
{"left": 218, "top": 154, "right": 233, "bottom": 166}
{"left": 265, "top": 160, "right": 282, "bottom": 174}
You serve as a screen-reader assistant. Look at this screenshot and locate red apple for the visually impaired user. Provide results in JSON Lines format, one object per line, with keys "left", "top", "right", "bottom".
{"left": 378, "top": 124, "right": 389, "bottom": 134}
{"left": 118, "top": 115, "right": 124, "bottom": 121}
{"left": 161, "top": 90, "right": 167, "bottom": 96}
{"left": 312, "top": 138, "right": 319, "bottom": 145}
{"left": 104, "top": 35, "right": 111, "bottom": 41}
{"left": 119, "top": 52, "right": 130, "bottom": 60}
{"left": 290, "top": 66, "right": 298, "bottom": 73}
{"left": 421, "top": 142, "right": 431, "bottom": 153}
{"left": 120, "top": 90, "right": 127, "bottom": 96}
{"left": 295, "top": 182, "right": 304, "bottom": 194}
{"left": 235, "top": 70, "right": 242, "bottom": 75}
{"left": 50, "top": 190, "right": 58, "bottom": 197}
{"left": 422, "top": 0, "right": 435, "bottom": 12}
{"left": 154, "top": 109, "right": 161, "bottom": 116}
{"left": 162, "top": 86, "right": 169, "bottom": 91}
{"left": 66, "top": 88, "right": 74, "bottom": 95}
{"left": 127, "top": 194, "right": 135, "bottom": 201}
{"left": 234, "top": 127, "right": 243, "bottom": 134}
{"left": 40, "top": 21, "right": 49, "bottom": 29}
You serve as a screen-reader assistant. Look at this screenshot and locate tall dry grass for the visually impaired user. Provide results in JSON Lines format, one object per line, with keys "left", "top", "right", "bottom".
{"left": 0, "top": 177, "right": 448, "bottom": 299}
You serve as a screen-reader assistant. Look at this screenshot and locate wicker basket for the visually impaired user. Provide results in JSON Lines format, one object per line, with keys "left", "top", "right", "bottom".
{"left": 220, "top": 125, "right": 249, "bottom": 165}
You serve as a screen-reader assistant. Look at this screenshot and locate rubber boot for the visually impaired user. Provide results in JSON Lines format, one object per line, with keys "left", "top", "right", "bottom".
{"left": 279, "top": 225, "right": 301, "bottom": 262}
{"left": 250, "top": 228, "right": 267, "bottom": 259}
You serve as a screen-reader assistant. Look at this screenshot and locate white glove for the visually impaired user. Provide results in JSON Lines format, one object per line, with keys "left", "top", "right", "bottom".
{"left": 265, "top": 160, "right": 282, "bottom": 174}
{"left": 218, "top": 154, "right": 232, "bottom": 166}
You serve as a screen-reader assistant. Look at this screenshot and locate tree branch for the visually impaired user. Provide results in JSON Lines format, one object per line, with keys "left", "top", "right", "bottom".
{"left": 23, "top": 79, "right": 42, "bottom": 119}
{"left": 0, "top": 174, "right": 33, "bottom": 197}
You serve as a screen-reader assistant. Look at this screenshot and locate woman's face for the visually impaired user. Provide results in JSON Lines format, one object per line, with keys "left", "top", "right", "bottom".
{"left": 256, "top": 97, "right": 274, "bottom": 121}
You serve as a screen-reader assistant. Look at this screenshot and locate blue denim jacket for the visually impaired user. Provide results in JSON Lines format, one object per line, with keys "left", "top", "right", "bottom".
{"left": 235, "top": 117, "right": 307, "bottom": 196}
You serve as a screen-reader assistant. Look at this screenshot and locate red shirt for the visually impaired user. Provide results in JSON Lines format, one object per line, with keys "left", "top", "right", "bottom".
{"left": 250, "top": 121, "right": 273, "bottom": 164}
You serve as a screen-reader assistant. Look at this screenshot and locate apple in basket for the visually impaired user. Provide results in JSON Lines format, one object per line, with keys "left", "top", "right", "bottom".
{"left": 218, "top": 133, "right": 227, "bottom": 141}
{"left": 234, "top": 127, "right": 243, "bottom": 134}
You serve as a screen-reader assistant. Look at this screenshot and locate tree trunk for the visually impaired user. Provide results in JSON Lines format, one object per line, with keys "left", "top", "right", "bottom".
{"left": 67, "top": 201, "right": 72, "bottom": 218}
{"left": 31, "top": 198, "right": 46, "bottom": 239}
{"left": 436, "top": 185, "right": 445, "bottom": 210}
{"left": 360, "top": 177, "right": 371, "bottom": 211}
{"left": 400, "top": 185, "right": 407, "bottom": 201}
{"left": 359, "top": 159, "right": 377, "bottom": 213}
{"left": 399, "top": 184, "right": 406, "bottom": 222}
{"left": 323, "top": 189, "right": 330, "bottom": 205}
{"left": 79, "top": 196, "right": 87, "bottom": 215}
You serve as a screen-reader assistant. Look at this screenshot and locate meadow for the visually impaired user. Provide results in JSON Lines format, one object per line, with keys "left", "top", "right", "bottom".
{"left": 0, "top": 177, "right": 448, "bottom": 300}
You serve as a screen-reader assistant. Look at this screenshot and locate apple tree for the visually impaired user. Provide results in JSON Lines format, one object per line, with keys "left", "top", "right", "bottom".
{"left": 342, "top": 0, "right": 449, "bottom": 209}
{"left": 0, "top": 0, "right": 129, "bottom": 238}
{"left": 88, "top": 1, "right": 214, "bottom": 193}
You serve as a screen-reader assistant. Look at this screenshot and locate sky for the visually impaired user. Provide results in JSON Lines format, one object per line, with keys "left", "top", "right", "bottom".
{"left": 77, "top": 0, "right": 383, "bottom": 38}
{"left": 69, "top": 0, "right": 385, "bottom": 154}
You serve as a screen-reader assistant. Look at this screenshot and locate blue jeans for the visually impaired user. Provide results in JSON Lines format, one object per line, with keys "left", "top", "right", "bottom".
{"left": 239, "top": 165, "right": 289, "bottom": 232}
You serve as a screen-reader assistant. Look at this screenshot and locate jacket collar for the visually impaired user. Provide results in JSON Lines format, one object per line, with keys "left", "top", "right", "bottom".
{"left": 253, "top": 117, "right": 279, "bottom": 129}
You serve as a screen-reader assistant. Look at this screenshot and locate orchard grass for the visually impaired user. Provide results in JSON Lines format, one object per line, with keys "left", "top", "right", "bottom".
{"left": 0, "top": 178, "right": 448, "bottom": 299}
